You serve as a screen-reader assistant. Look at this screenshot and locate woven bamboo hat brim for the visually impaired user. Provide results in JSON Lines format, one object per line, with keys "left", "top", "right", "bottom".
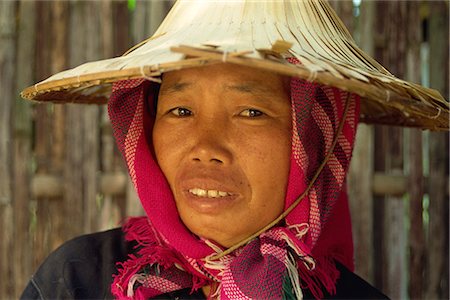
{"left": 21, "top": 0, "right": 449, "bottom": 130}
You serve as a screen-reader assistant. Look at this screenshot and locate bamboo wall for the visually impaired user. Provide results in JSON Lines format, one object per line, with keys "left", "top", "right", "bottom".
{"left": 0, "top": 1, "right": 448, "bottom": 299}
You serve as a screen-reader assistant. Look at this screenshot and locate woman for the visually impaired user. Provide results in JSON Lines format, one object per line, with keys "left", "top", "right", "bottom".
{"left": 20, "top": 0, "right": 448, "bottom": 299}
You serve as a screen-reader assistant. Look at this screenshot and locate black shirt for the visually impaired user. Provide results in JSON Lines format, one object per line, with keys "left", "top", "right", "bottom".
{"left": 20, "top": 228, "right": 388, "bottom": 300}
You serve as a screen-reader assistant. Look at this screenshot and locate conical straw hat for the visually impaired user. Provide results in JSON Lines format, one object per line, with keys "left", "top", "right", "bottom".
{"left": 21, "top": 0, "right": 449, "bottom": 130}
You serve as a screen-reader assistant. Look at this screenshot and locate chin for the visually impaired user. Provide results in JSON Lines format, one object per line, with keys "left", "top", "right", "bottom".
{"left": 181, "top": 216, "right": 245, "bottom": 248}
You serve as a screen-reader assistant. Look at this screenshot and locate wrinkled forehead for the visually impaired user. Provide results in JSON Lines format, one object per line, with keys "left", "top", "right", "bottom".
{"left": 158, "top": 63, "right": 291, "bottom": 97}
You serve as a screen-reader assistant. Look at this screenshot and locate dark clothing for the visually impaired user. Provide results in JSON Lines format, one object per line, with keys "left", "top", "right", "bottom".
{"left": 21, "top": 229, "right": 388, "bottom": 300}
{"left": 21, "top": 229, "right": 133, "bottom": 300}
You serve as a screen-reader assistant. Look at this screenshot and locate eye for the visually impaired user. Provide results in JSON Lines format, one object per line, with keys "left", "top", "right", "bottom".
{"left": 170, "top": 107, "right": 192, "bottom": 117}
{"left": 239, "top": 108, "right": 263, "bottom": 117}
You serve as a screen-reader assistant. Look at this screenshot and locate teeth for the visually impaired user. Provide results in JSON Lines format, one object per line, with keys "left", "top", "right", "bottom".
{"left": 207, "top": 190, "right": 218, "bottom": 197}
{"left": 189, "top": 188, "right": 230, "bottom": 198}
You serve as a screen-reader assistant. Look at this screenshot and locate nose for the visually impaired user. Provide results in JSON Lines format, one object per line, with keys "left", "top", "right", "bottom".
{"left": 189, "top": 118, "right": 232, "bottom": 165}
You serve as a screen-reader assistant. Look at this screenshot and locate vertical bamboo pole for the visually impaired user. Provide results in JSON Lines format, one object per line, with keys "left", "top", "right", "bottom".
{"left": 13, "top": 0, "right": 35, "bottom": 297}
{"left": 131, "top": 0, "right": 149, "bottom": 44}
{"left": 50, "top": 1, "right": 68, "bottom": 172}
{"left": 372, "top": 129, "right": 386, "bottom": 290}
{"left": 113, "top": 0, "right": 131, "bottom": 57}
{"left": 426, "top": 2, "right": 449, "bottom": 299}
{"left": 64, "top": 0, "right": 87, "bottom": 239}
{"left": 0, "top": 2, "right": 17, "bottom": 298}
{"left": 371, "top": 0, "right": 385, "bottom": 289}
{"left": 348, "top": 0, "right": 375, "bottom": 284}
{"left": 374, "top": 2, "right": 408, "bottom": 298}
{"left": 382, "top": 127, "right": 406, "bottom": 300}
{"left": 34, "top": 1, "right": 53, "bottom": 268}
{"left": 405, "top": 3, "right": 424, "bottom": 299}
{"left": 81, "top": 1, "right": 102, "bottom": 233}
{"left": 408, "top": 128, "right": 424, "bottom": 299}
{"left": 65, "top": 0, "right": 102, "bottom": 237}
{"left": 99, "top": 0, "right": 123, "bottom": 230}
{"left": 426, "top": 136, "right": 449, "bottom": 299}
{"left": 47, "top": 0, "right": 69, "bottom": 251}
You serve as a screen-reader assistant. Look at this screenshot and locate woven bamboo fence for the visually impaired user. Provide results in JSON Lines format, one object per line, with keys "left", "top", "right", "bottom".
{"left": 0, "top": 1, "right": 448, "bottom": 299}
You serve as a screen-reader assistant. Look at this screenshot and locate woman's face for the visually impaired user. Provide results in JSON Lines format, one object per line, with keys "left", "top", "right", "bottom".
{"left": 153, "top": 63, "right": 292, "bottom": 247}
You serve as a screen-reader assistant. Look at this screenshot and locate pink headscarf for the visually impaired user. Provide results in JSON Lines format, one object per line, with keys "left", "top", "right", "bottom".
{"left": 108, "top": 60, "right": 359, "bottom": 299}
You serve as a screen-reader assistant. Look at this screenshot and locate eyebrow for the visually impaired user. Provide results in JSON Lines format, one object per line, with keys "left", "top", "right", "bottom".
{"left": 159, "top": 81, "right": 193, "bottom": 95}
{"left": 225, "top": 82, "right": 273, "bottom": 95}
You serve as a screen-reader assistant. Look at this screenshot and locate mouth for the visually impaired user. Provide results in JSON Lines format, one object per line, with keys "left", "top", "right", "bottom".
{"left": 181, "top": 186, "right": 238, "bottom": 215}
{"left": 188, "top": 188, "right": 232, "bottom": 198}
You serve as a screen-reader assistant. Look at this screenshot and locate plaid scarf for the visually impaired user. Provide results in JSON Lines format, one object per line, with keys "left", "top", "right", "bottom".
{"left": 108, "top": 60, "right": 359, "bottom": 299}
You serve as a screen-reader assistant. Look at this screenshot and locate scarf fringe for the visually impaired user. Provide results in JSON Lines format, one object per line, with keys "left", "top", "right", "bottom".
{"left": 295, "top": 254, "right": 340, "bottom": 300}
{"left": 113, "top": 218, "right": 340, "bottom": 300}
{"left": 286, "top": 252, "right": 304, "bottom": 299}
{"left": 278, "top": 227, "right": 340, "bottom": 300}
{"left": 122, "top": 216, "right": 155, "bottom": 245}
{"left": 112, "top": 217, "right": 211, "bottom": 300}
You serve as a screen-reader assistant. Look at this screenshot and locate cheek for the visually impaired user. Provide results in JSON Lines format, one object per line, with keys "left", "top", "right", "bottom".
{"left": 238, "top": 125, "right": 291, "bottom": 164}
{"left": 236, "top": 127, "right": 291, "bottom": 196}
